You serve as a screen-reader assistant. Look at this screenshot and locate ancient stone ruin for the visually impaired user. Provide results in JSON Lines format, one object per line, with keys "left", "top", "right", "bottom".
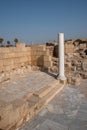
{"left": 0, "top": 34, "right": 87, "bottom": 130}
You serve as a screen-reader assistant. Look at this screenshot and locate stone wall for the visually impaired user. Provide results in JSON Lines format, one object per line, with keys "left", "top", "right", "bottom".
{"left": 0, "top": 43, "right": 31, "bottom": 73}
{"left": 0, "top": 43, "right": 31, "bottom": 83}
{"left": 0, "top": 43, "right": 54, "bottom": 83}
{"left": 31, "top": 44, "right": 52, "bottom": 68}
{"left": 1, "top": 40, "right": 87, "bottom": 84}
{"left": 46, "top": 46, "right": 54, "bottom": 56}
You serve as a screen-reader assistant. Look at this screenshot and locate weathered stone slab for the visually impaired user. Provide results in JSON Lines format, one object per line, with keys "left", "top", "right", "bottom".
{"left": 69, "top": 118, "right": 87, "bottom": 130}
{"left": 33, "top": 85, "right": 54, "bottom": 98}
{"left": 76, "top": 111, "right": 87, "bottom": 121}
{"left": 34, "top": 119, "right": 68, "bottom": 130}
{"left": 0, "top": 72, "right": 65, "bottom": 130}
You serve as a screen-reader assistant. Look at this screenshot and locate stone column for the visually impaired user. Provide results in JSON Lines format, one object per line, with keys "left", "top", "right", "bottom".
{"left": 57, "top": 33, "right": 66, "bottom": 80}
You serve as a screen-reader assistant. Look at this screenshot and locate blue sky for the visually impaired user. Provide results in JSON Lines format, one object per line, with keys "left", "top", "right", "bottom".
{"left": 0, "top": 0, "right": 87, "bottom": 44}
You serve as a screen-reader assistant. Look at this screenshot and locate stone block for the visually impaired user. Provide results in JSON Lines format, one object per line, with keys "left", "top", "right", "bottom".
{"left": 2, "top": 53, "right": 9, "bottom": 59}
{"left": 0, "top": 54, "right": 3, "bottom": 60}
{"left": 31, "top": 51, "right": 37, "bottom": 55}
{"left": 0, "top": 100, "right": 29, "bottom": 130}
{"left": 37, "top": 60, "right": 43, "bottom": 66}
{"left": 34, "top": 85, "right": 54, "bottom": 98}
{"left": 44, "top": 55, "right": 52, "bottom": 61}
{"left": 65, "top": 62, "right": 71, "bottom": 68}
{"left": 45, "top": 51, "right": 50, "bottom": 56}
{"left": 0, "top": 104, "right": 13, "bottom": 129}
{"left": 14, "top": 63, "right": 20, "bottom": 69}
{"left": 7, "top": 53, "right": 15, "bottom": 58}
{"left": 38, "top": 51, "right": 45, "bottom": 56}
{"left": 0, "top": 60, "right": 3, "bottom": 66}
{"left": 27, "top": 51, "right": 31, "bottom": 56}
{"left": 67, "top": 74, "right": 81, "bottom": 85}
{"left": 4, "top": 65, "right": 11, "bottom": 71}
{"left": 31, "top": 61, "right": 37, "bottom": 66}
{"left": 50, "top": 66, "right": 58, "bottom": 73}
{"left": 9, "top": 47, "right": 16, "bottom": 52}
{"left": 3, "top": 59, "right": 11, "bottom": 66}
{"left": 44, "top": 61, "right": 52, "bottom": 67}
{"left": 65, "top": 46, "right": 74, "bottom": 53}
{"left": 31, "top": 45, "right": 46, "bottom": 51}
{"left": 82, "top": 61, "right": 87, "bottom": 71}
{"left": 81, "top": 72, "right": 87, "bottom": 79}
{"left": 14, "top": 58, "right": 20, "bottom": 64}
{"left": 16, "top": 43, "right": 25, "bottom": 48}
{"left": 0, "top": 48, "right": 10, "bottom": 53}
{"left": 20, "top": 57, "right": 28, "bottom": 62}
{"left": 0, "top": 67, "right": 3, "bottom": 73}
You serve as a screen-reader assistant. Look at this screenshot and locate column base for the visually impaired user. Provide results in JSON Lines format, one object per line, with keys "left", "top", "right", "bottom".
{"left": 56, "top": 74, "right": 66, "bottom": 80}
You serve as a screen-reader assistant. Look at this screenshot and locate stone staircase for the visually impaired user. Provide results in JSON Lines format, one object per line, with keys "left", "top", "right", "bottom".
{"left": 19, "top": 80, "right": 87, "bottom": 130}
{"left": 0, "top": 72, "right": 66, "bottom": 130}
{"left": 25, "top": 80, "right": 66, "bottom": 123}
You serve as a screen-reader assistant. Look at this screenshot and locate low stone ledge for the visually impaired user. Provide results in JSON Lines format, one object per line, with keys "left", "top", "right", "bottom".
{"left": 0, "top": 73, "right": 66, "bottom": 130}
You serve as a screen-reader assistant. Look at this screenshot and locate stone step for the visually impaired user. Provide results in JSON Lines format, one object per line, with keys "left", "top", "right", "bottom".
{"left": 34, "top": 119, "right": 68, "bottom": 130}
{"left": 26, "top": 81, "right": 65, "bottom": 123}
{"left": 0, "top": 80, "right": 66, "bottom": 130}
{"left": 42, "top": 82, "right": 65, "bottom": 104}
{"left": 27, "top": 81, "right": 61, "bottom": 110}
{"left": 33, "top": 81, "right": 59, "bottom": 98}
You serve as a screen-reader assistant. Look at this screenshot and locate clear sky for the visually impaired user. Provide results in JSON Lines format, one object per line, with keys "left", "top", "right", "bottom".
{"left": 0, "top": 0, "right": 87, "bottom": 44}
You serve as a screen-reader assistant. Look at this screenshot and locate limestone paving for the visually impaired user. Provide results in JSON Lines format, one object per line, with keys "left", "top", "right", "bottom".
{"left": 19, "top": 80, "right": 87, "bottom": 130}
{"left": 0, "top": 72, "right": 56, "bottom": 102}
{"left": 0, "top": 71, "right": 63, "bottom": 130}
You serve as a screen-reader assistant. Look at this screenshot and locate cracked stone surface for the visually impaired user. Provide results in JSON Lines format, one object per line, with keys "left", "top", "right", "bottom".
{"left": 19, "top": 80, "right": 87, "bottom": 130}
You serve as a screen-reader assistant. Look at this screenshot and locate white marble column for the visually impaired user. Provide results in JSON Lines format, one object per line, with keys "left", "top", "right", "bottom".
{"left": 57, "top": 33, "right": 66, "bottom": 80}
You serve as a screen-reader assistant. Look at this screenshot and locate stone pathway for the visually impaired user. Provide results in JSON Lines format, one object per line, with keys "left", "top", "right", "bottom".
{"left": 19, "top": 80, "right": 87, "bottom": 130}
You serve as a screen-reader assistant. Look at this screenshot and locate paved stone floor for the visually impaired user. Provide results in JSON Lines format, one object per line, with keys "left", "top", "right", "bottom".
{"left": 0, "top": 71, "right": 63, "bottom": 130}
{"left": 0, "top": 71, "right": 56, "bottom": 103}
{"left": 19, "top": 80, "right": 87, "bottom": 130}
